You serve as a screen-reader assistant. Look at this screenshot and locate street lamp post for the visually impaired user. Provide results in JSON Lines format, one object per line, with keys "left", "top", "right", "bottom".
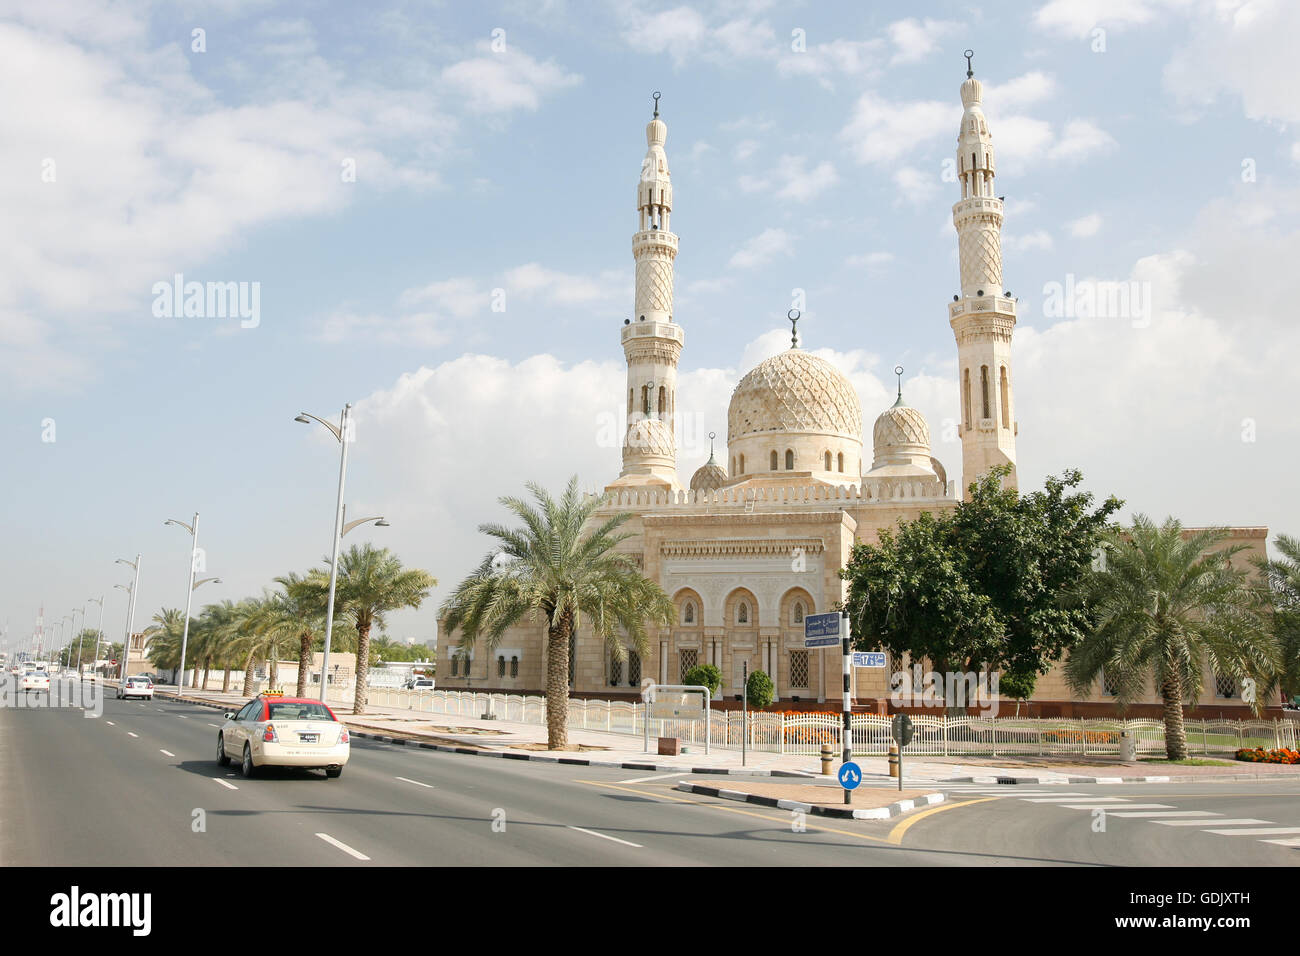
{"left": 295, "top": 405, "right": 351, "bottom": 704}
{"left": 164, "top": 513, "right": 200, "bottom": 695}
{"left": 115, "top": 556, "right": 142, "bottom": 680}
{"left": 87, "top": 596, "right": 104, "bottom": 677}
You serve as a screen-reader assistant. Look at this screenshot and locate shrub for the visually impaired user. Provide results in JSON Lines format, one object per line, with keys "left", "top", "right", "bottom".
{"left": 683, "top": 663, "right": 722, "bottom": 697}
{"left": 1234, "top": 747, "right": 1300, "bottom": 764}
{"left": 746, "top": 669, "right": 774, "bottom": 708}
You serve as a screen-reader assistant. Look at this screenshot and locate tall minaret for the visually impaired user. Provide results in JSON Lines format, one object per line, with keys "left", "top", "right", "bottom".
{"left": 950, "top": 51, "right": 1018, "bottom": 495}
{"left": 613, "top": 92, "right": 684, "bottom": 491}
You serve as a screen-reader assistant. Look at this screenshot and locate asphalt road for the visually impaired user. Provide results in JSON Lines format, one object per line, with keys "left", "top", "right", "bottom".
{"left": 2, "top": 678, "right": 1298, "bottom": 867}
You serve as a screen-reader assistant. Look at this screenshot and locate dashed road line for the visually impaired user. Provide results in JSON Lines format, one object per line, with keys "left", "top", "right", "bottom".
{"left": 316, "top": 833, "right": 370, "bottom": 860}
{"left": 1204, "top": 827, "right": 1300, "bottom": 836}
{"left": 127, "top": 732, "right": 139, "bottom": 738}
{"left": 396, "top": 776, "right": 435, "bottom": 789}
{"left": 1155, "top": 818, "right": 1270, "bottom": 827}
{"left": 567, "top": 826, "right": 643, "bottom": 848}
{"left": 160, "top": 750, "right": 175, "bottom": 757}
{"left": 213, "top": 778, "right": 238, "bottom": 790}
{"left": 1107, "top": 810, "right": 1217, "bottom": 818}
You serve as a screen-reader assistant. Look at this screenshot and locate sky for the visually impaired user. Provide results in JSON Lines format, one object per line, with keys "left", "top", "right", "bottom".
{"left": 2, "top": 0, "right": 1297, "bottom": 657}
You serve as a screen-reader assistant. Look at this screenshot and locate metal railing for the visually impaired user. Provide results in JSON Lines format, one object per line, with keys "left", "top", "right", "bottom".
{"left": 362, "top": 688, "right": 1300, "bottom": 757}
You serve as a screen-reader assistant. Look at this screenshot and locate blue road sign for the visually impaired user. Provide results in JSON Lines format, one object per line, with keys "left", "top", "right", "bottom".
{"left": 852, "top": 651, "right": 887, "bottom": 668}
{"left": 804, "top": 612, "right": 841, "bottom": 648}
{"left": 837, "top": 761, "right": 863, "bottom": 790}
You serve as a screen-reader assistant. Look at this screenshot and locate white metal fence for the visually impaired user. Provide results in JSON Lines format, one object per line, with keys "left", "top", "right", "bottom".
{"left": 366, "top": 688, "right": 1300, "bottom": 757}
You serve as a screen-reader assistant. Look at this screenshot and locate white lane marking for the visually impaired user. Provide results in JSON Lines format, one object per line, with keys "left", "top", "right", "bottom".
{"left": 106, "top": 721, "right": 115, "bottom": 726}
{"left": 619, "top": 772, "right": 688, "bottom": 784}
{"left": 1155, "top": 818, "right": 1270, "bottom": 827}
{"left": 396, "top": 776, "right": 435, "bottom": 789}
{"left": 567, "top": 826, "right": 643, "bottom": 848}
{"left": 1107, "top": 810, "right": 1218, "bottom": 818}
{"left": 160, "top": 750, "right": 175, "bottom": 757}
{"left": 958, "top": 790, "right": 1088, "bottom": 797}
{"left": 1261, "top": 837, "right": 1300, "bottom": 847}
{"left": 1204, "top": 827, "right": 1300, "bottom": 836}
{"left": 177, "top": 715, "right": 188, "bottom": 719}
{"left": 127, "top": 732, "right": 139, "bottom": 738}
{"left": 156, "top": 709, "right": 165, "bottom": 712}
{"left": 1024, "top": 796, "right": 1131, "bottom": 803}
{"left": 1061, "top": 804, "right": 1173, "bottom": 811}
{"left": 214, "top": 778, "right": 238, "bottom": 790}
{"left": 316, "top": 833, "right": 371, "bottom": 861}
{"left": 207, "top": 723, "right": 219, "bottom": 728}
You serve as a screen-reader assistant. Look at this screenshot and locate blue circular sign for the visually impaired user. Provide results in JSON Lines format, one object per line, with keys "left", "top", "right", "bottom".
{"left": 837, "top": 761, "right": 863, "bottom": 790}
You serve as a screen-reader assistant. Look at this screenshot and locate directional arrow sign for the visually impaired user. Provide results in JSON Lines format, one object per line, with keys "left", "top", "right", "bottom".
{"left": 837, "top": 761, "right": 863, "bottom": 790}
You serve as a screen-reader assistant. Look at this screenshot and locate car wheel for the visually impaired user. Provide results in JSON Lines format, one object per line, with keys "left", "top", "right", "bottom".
{"left": 325, "top": 766, "right": 343, "bottom": 779}
{"left": 216, "top": 735, "right": 230, "bottom": 767}
{"left": 241, "top": 743, "right": 257, "bottom": 779}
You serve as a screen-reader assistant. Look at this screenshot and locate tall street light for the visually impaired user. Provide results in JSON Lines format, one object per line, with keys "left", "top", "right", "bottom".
{"left": 87, "top": 595, "right": 104, "bottom": 675}
{"left": 164, "top": 513, "right": 200, "bottom": 695}
{"left": 295, "top": 404, "right": 352, "bottom": 704}
{"left": 115, "top": 556, "right": 142, "bottom": 680}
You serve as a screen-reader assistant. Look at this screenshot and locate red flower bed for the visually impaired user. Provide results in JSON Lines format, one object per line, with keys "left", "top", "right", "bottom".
{"left": 1235, "top": 747, "right": 1300, "bottom": 764}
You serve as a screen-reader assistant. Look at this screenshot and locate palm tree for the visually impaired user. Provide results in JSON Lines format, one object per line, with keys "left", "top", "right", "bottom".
{"left": 441, "top": 476, "right": 674, "bottom": 750}
{"left": 272, "top": 572, "right": 328, "bottom": 698}
{"left": 325, "top": 544, "right": 435, "bottom": 715}
{"left": 192, "top": 601, "right": 240, "bottom": 691}
{"left": 1066, "top": 515, "right": 1276, "bottom": 759}
{"left": 1256, "top": 534, "right": 1300, "bottom": 704}
{"left": 144, "top": 608, "right": 187, "bottom": 680}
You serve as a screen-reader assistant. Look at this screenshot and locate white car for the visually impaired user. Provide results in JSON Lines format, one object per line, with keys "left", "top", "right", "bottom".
{"left": 216, "top": 696, "right": 350, "bottom": 779}
{"left": 410, "top": 678, "right": 436, "bottom": 691}
{"left": 20, "top": 671, "right": 50, "bottom": 693}
{"left": 118, "top": 676, "right": 154, "bottom": 700}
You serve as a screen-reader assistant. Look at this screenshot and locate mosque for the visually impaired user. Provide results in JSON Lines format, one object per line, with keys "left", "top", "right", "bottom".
{"left": 438, "top": 61, "right": 1268, "bottom": 716}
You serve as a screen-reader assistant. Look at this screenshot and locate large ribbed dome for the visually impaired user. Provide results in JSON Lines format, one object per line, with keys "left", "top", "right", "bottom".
{"left": 873, "top": 397, "right": 930, "bottom": 453}
{"left": 727, "top": 350, "right": 863, "bottom": 443}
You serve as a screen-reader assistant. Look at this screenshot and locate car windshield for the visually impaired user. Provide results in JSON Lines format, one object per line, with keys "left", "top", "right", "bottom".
{"left": 267, "top": 702, "right": 334, "bottom": 721}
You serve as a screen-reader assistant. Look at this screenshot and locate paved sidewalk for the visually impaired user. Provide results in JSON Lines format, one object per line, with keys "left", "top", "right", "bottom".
{"left": 161, "top": 686, "right": 1298, "bottom": 782}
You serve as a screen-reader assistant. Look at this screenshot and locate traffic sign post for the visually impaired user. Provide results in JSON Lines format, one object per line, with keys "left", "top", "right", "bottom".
{"left": 891, "top": 714, "right": 914, "bottom": 791}
{"left": 804, "top": 612, "right": 854, "bottom": 803}
{"left": 837, "top": 761, "right": 862, "bottom": 793}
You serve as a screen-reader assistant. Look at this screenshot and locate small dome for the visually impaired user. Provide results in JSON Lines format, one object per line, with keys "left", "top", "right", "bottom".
{"left": 870, "top": 394, "right": 934, "bottom": 474}
{"left": 690, "top": 458, "right": 727, "bottom": 492}
{"left": 960, "top": 76, "right": 983, "bottom": 109}
{"left": 728, "top": 350, "right": 862, "bottom": 444}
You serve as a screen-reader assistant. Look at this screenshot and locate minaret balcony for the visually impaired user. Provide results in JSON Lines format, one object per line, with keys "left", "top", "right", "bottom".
{"left": 633, "top": 230, "right": 678, "bottom": 254}
{"left": 949, "top": 295, "right": 1017, "bottom": 320}
{"left": 622, "top": 321, "right": 684, "bottom": 346}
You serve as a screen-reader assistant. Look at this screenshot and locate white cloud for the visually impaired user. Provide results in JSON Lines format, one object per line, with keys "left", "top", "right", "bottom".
{"left": 738, "top": 155, "right": 839, "bottom": 201}
{"left": 441, "top": 44, "right": 581, "bottom": 114}
{"left": 728, "top": 228, "right": 794, "bottom": 269}
{"left": 887, "top": 17, "right": 958, "bottom": 64}
{"left": 845, "top": 251, "right": 895, "bottom": 271}
{"left": 984, "top": 71, "right": 1057, "bottom": 110}
{"left": 1068, "top": 213, "right": 1103, "bottom": 237}
{"left": 1004, "top": 230, "right": 1054, "bottom": 253}
{"left": 840, "top": 95, "right": 952, "bottom": 165}
{"left": 1033, "top": 0, "right": 1194, "bottom": 37}
{"left": 893, "top": 166, "right": 941, "bottom": 206}
{"left": 777, "top": 38, "right": 885, "bottom": 86}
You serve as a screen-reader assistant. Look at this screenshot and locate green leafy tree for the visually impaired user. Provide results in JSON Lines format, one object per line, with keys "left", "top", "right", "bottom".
{"left": 684, "top": 663, "right": 723, "bottom": 697}
{"left": 1065, "top": 516, "right": 1276, "bottom": 759}
{"left": 746, "top": 669, "right": 774, "bottom": 708}
{"left": 145, "top": 609, "right": 188, "bottom": 678}
{"left": 441, "top": 476, "right": 673, "bottom": 749}
{"left": 1255, "top": 534, "right": 1300, "bottom": 703}
{"left": 270, "top": 573, "right": 328, "bottom": 697}
{"left": 842, "top": 467, "right": 1122, "bottom": 701}
{"left": 324, "top": 544, "right": 435, "bottom": 716}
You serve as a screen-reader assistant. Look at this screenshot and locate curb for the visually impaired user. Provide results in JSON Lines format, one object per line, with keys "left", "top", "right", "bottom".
{"left": 345, "top": 729, "right": 816, "bottom": 776}
{"left": 941, "top": 772, "right": 1289, "bottom": 784}
{"left": 157, "top": 693, "right": 814, "bottom": 777}
{"left": 674, "top": 782, "right": 945, "bottom": 820}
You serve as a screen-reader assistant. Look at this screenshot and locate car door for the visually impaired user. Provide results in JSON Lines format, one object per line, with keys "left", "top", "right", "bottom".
{"left": 226, "top": 701, "right": 258, "bottom": 755}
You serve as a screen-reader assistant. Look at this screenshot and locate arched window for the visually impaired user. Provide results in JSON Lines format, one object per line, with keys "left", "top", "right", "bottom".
{"left": 837, "top": 452, "right": 844, "bottom": 473}
{"left": 731, "top": 456, "right": 736, "bottom": 475}
{"left": 450, "top": 656, "right": 459, "bottom": 678}
{"left": 785, "top": 449, "right": 794, "bottom": 470}
{"left": 738, "top": 602, "right": 748, "bottom": 624}
{"left": 770, "top": 450, "right": 778, "bottom": 471}
{"left": 739, "top": 454, "right": 745, "bottom": 474}
{"left": 641, "top": 385, "right": 650, "bottom": 416}
{"left": 510, "top": 656, "right": 519, "bottom": 678}
{"left": 628, "top": 389, "right": 633, "bottom": 414}
{"left": 824, "top": 451, "right": 832, "bottom": 471}
{"left": 794, "top": 602, "right": 804, "bottom": 624}
{"left": 963, "top": 369, "right": 972, "bottom": 430}
{"left": 609, "top": 653, "right": 623, "bottom": 686}
{"left": 683, "top": 602, "right": 695, "bottom": 624}
{"left": 658, "top": 386, "right": 666, "bottom": 415}
{"left": 497, "top": 656, "right": 506, "bottom": 678}
{"left": 981, "top": 365, "right": 990, "bottom": 420}
{"left": 1000, "top": 366, "right": 1010, "bottom": 429}
{"left": 628, "top": 651, "right": 641, "bottom": 686}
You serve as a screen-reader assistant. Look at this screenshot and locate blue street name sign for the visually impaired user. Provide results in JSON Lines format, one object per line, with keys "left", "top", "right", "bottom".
{"left": 852, "top": 652, "right": 887, "bottom": 668}
{"left": 838, "top": 761, "right": 863, "bottom": 790}
{"left": 804, "top": 612, "right": 841, "bottom": 648}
